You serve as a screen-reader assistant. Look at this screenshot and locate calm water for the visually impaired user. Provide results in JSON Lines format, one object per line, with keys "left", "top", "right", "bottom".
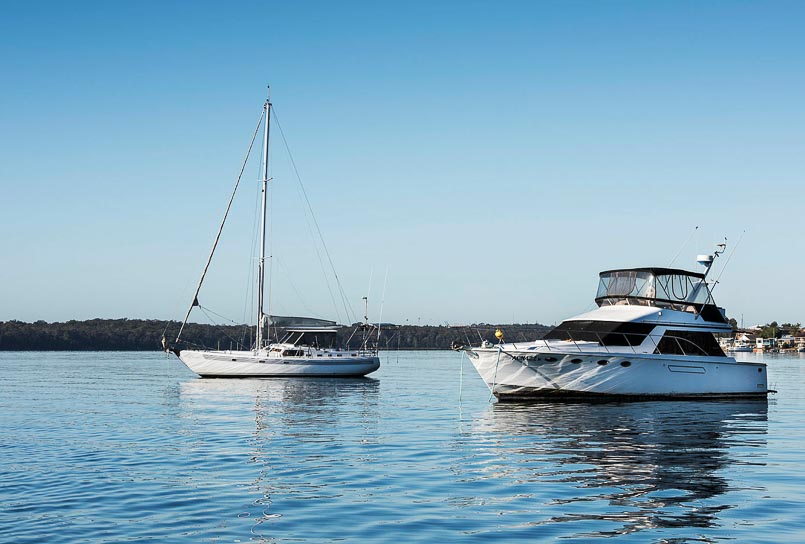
{"left": 1, "top": 351, "right": 805, "bottom": 543}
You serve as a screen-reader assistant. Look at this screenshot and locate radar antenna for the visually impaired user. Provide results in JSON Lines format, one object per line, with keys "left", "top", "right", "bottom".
{"left": 697, "top": 238, "right": 727, "bottom": 280}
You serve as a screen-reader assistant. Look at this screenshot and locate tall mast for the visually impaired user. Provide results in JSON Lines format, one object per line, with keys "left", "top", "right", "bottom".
{"left": 256, "top": 87, "right": 271, "bottom": 350}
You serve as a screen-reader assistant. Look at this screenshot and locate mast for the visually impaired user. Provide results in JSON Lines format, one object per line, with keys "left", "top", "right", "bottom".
{"left": 256, "top": 87, "right": 271, "bottom": 350}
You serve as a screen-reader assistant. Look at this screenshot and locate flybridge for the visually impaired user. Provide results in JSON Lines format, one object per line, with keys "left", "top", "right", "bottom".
{"left": 594, "top": 267, "right": 726, "bottom": 323}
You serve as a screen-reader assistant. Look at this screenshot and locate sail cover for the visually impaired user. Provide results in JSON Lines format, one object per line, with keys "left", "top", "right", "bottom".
{"left": 264, "top": 315, "right": 338, "bottom": 328}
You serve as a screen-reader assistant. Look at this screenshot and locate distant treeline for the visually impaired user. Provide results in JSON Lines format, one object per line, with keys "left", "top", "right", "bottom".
{"left": 0, "top": 319, "right": 551, "bottom": 351}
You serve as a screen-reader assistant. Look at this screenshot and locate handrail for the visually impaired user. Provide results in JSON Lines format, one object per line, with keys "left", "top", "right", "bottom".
{"left": 539, "top": 328, "right": 723, "bottom": 357}
{"left": 595, "top": 295, "right": 705, "bottom": 313}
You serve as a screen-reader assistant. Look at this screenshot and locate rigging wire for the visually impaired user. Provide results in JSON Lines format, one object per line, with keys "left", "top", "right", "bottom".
{"left": 669, "top": 225, "right": 699, "bottom": 267}
{"left": 271, "top": 107, "right": 356, "bottom": 324}
{"left": 241, "top": 137, "right": 265, "bottom": 348}
{"left": 376, "top": 267, "right": 389, "bottom": 346}
{"left": 710, "top": 230, "right": 747, "bottom": 295}
{"left": 266, "top": 131, "right": 276, "bottom": 344}
{"left": 175, "top": 108, "right": 265, "bottom": 344}
{"left": 275, "top": 256, "right": 328, "bottom": 319}
{"left": 361, "top": 269, "right": 373, "bottom": 348}
{"left": 271, "top": 122, "right": 342, "bottom": 325}
{"left": 199, "top": 305, "right": 240, "bottom": 325}
{"left": 365, "top": 268, "right": 374, "bottom": 322}
{"left": 274, "top": 115, "right": 343, "bottom": 324}
{"left": 198, "top": 306, "right": 243, "bottom": 350}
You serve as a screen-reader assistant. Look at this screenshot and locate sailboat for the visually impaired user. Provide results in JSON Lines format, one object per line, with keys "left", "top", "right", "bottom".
{"left": 166, "top": 88, "right": 380, "bottom": 378}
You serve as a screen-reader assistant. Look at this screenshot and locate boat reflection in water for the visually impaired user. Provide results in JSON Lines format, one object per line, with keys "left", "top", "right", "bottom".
{"left": 172, "top": 376, "right": 769, "bottom": 541}
{"left": 176, "top": 377, "right": 381, "bottom": 539}
{"left": 474, "top": 399, "right": 768, "bottom": 538}
{"left": 178, "top": 376, "right": 380, "bottom": 420}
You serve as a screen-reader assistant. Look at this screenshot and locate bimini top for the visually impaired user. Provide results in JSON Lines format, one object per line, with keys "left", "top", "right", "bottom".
{"left": 595, "top": 267, "right": 726, "bottom": 323}
{"left": 599, "top": 267, "right": 705, "bottom": 279}
{"left": 280, "top": 328, "right": 339, "bottom": 349}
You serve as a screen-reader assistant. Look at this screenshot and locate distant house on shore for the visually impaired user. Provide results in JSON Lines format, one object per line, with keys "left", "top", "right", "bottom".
{"left": 777, "top": 335, "right": 805, "bottom": 349}
{"left": 756, "top": 337, "right": 777, "bottom": 350}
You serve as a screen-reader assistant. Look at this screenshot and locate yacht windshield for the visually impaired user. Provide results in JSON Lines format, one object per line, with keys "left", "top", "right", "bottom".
{"left": 595, "top": 268, "right": 713, "bottom": 312}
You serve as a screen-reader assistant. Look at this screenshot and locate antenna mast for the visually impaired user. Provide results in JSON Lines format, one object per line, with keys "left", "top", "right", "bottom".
{"left": 698, "top": 239, "right": 727, "bottom": 281}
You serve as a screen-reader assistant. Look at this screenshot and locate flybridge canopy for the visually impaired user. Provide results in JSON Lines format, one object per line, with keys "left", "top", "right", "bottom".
{"left": 594, "top": 267, "right": 726, "bottom": 322}
{"left": 599, "top": 267, "right": 705, "bottom": 279}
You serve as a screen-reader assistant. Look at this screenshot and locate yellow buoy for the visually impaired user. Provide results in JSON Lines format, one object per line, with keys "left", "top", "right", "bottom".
{"left": 494, "top": 328, "right": 504, "bottom": 342}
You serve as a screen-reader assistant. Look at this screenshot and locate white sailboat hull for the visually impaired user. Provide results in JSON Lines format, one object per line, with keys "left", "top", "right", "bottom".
{"left": 468, "top": 348, "right": 768, "bottom": 400}
{"left": 178, "top": 349, "right": 380, "bottom": 378}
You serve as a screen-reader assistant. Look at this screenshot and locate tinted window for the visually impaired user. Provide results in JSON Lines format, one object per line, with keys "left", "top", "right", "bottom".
{"left": 543, "top": 321, "right": 655, "bottom": 346}
{"left": 654, "top": 330, "right": 725, "bottom": 356}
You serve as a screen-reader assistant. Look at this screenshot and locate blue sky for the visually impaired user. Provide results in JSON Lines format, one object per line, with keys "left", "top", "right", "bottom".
{"left": 1, "top": 1, "right": 803, "bottom": 327}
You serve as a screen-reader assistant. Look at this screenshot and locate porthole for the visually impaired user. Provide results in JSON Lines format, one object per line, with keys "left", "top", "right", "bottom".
{"left": 597, "top": 360, "right": 608, "bottom": 365}
{"left": 545, "top": 357, "right": 558, "bottom": 362}
{"left": 570, "top": 358, "right": 582, "bottom": 364}
{"left": 620, "top": 361, "right": 632, "bottom": 367}
{"left": 758, "top": 367, "right": 763, "bottom": 373}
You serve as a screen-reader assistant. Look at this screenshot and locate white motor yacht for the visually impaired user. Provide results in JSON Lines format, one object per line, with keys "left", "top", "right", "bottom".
{"left": 460, "top": 248, "right": 768, "bottom": 400}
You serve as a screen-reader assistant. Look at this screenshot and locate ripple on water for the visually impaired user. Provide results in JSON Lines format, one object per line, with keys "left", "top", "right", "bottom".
{"left": 0, "top": 351, "right": 804, "bottom": 542}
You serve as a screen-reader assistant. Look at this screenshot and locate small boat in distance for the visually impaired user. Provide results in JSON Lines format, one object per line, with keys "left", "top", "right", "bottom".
{"left": 727, "top": 345, "right": 753, "bottom": 353}
{"left": 457, "top": 245, "right": 768, "bottom": 400}
{"left": 166, "top": 89, "right": 380, "bottom": 378}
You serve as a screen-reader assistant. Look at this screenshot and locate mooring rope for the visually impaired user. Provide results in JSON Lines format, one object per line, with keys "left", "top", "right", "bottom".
{"left": 458, "top": 350, "right": 465, "bottom": 403}
{"left": 489, "top": 346, "right": 503, "bottom": 403}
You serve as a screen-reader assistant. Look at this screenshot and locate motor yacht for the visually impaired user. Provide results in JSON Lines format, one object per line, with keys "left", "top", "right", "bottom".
{"left": 460, "top": 247, "right": 768, "bottom": 400}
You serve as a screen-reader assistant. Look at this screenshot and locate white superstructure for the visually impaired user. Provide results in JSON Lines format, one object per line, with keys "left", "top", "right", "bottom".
{"left": 462, "top": 249, "right": 768, "bottom": 400}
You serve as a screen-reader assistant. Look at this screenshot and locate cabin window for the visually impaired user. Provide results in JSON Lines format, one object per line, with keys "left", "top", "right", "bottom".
{"left": 281, "top": 349, "right": 304, "bottom": 357}
{"left": 653, "top": 330, "right": 725, "bottom": 357}
{"left": 543, "top": 321, "right": 656, "bottom": 346}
